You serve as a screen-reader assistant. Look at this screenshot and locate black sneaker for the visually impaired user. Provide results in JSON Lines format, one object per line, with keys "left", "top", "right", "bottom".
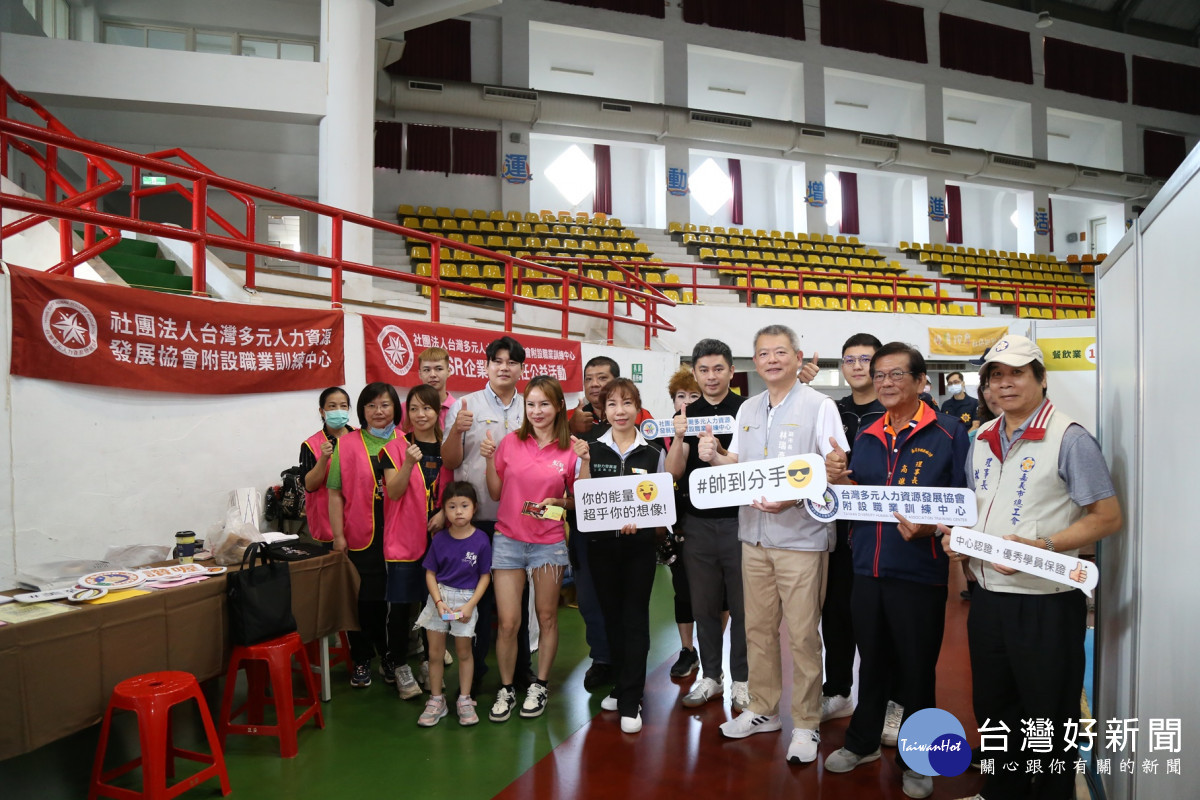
{"left": 350, "top": 662, "right": 372, "bottom": 688}
{"left": 669, "top": 648, "right": 699, "bottom": 679}
{"left": 489, "top": 686, "right": 517, "bottom": 722}
{"left": 583, "top": 662, "right": 614, "bottom": 692}
{"left": 380, "top": 654, "right": 397, "bottom": 685}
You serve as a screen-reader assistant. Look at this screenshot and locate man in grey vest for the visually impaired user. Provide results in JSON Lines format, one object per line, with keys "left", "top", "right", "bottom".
{"left": 943, "top": 335, "right": 1121, "bottom": 800}
{"left": 700, "top": 324, "right": 848, "bottom": 767}
{"left": 443, "top": 335, "right": 533, "bottom": 694}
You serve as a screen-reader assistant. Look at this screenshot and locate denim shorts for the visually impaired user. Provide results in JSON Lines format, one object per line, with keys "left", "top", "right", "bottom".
{"left": 414, "top": 585, "right": 480, "bottom": 638}
{"left": 491, "top": 530, "right": 569, "bottom": 571}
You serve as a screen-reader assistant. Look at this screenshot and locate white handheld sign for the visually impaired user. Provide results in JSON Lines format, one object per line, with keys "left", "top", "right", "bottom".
{"left": 688, "top": 454, "right": 827, "bottom": 509}
{"left": 638, "top": 415, "right": 736, "bottom": 440}
{"left": 950, "top": 527, "right": 1099, "bottom": 597}
{"left": 806, "top": 485, "right": 977, "bottom": 526}
{"left": 574, "top": 472, "right": 677, "bottom": 532}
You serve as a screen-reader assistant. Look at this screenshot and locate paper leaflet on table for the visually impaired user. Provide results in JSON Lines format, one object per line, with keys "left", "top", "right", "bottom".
{"left": 950, "top": 526, "right": 1098, "bottom": 596}
{"left": 688, "top": 454, "right": 827, "bottom": 509}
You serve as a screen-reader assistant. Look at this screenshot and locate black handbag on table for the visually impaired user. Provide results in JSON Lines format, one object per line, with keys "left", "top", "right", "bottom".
{"left": 226, "top": 542, "right": 297, "bottom": 646}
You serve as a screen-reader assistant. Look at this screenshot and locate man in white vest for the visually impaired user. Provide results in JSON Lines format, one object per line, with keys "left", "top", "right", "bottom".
{"left": 943, "top": 334, "right": 1121, "bottom": 800}
{"left": 699, "top": 324, "right": 848, "bottom": 767}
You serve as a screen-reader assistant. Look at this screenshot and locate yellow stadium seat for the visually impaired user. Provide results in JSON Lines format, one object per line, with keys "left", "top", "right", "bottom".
{"left": 874, "top": 300, "right": 890, "bottom": 312}
{"left": 757, "top": 295, "right": 774, "bottom": 308}
{"left": 919, "top": 302, "right": 934, "bottom": 314}
{"left": 904, "top": 301, "right": 919, "bottom": 314}
{"left": 807, "top": 297, "right": 825, "bottom": 310}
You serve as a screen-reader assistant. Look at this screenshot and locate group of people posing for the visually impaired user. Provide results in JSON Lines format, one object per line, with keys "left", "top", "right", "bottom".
{"left": 296, "top": 325, "right": 1119, "bottom": 800}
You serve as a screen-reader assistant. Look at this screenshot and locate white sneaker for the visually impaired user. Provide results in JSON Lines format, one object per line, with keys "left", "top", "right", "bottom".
{"left": 620, "top": 712, "right": 643, "bottom": 733}
{"left": 824, "top": 746, "right": 882, "bottom": 773}
{"left": 519, "top": 682, "right": 550, "bottom": 718}
{"left": 395, "top": 664, "right": 422, "bottom": 700}
{"left": 731, "top": 681, "right": 751, "bottom": 710}
{"left": 881, "top": 700, "right": 904, "bottom": 746}
{"left": 719, "top": 712, "right": 782, "bottom": 739}
{"left": 902, "top": 769, "right": 933, "bottom": 799}
{"left": 600, "top": 694, "right": 618, "bottom": 712}
{"left": 820, "top": 693, "right": 855, "bottom": 722}
{"left": 786, "top": 728, "right": 820, "bottom": 764}
{"left": 443, "top": 649, "right": 454, "bottom": 666}
{"left": 681, "top": 676, "right": 723, "bottom": 708}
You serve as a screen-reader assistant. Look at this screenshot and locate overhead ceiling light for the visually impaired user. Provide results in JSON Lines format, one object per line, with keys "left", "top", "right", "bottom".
{"left": 1048, "top": 131, "right": 1071, "bottom": 139}
{"left": 947, "top": 116, "right": 977, "bottom": 125}
{"left": 708, "top": 86, "right": 747, "bottom": 95}
{"left": 1035, "top": 11, "right": 1053, "bottom": 29}
{"left": 834, "top": 100, "right": 870, "bottom": 109}
{"left": 550, "top": 66, "right": 594, "bottom": 76}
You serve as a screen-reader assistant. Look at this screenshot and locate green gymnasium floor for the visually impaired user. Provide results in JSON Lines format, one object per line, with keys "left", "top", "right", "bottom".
{"left": 4, "top": 566, "right": 1001, "bottom": 799}
{"left": 0, "top": 568, "right": 685, "bottom": 799}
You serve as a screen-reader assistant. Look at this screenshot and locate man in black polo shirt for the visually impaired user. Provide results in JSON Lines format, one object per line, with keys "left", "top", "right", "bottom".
{"left": 665, "top": 338, "right": 750, "bottom": 713}
{"left": 820, "top": 333, "right": 885, "bottom": 724}
{"left": 939, "top": 371, "right": 978, "bottom": 431}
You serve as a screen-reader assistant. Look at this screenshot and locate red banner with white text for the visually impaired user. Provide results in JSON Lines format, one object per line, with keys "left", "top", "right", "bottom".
{"left": 361, "top": 315, "right": 581, "bottom": 393}
{"left": 9, "top": 266, "right": 344, "bottom": 394}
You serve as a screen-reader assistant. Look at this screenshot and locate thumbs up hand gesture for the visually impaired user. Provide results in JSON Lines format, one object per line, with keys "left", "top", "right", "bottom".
{"left": 825, "top": 435, "right": 852, "bottom": 484}
{"left": 672, "top": 403, "right": 688, "bottom": 440}
{"left": 697, "top": 425, "right": 718, "bottom": 463}
{"left": 798, "top": 351, "right": 820, "bottom": 384}
{"left": 454, "top": 399, "right": 474, "bottom": 433}
{"left": 570, "top": 396, "right": 594, "bottom": 434}
{"left": 480, "top": 429, "right": 496, "bottom": 460}
{"left": 571, "top": 434, "right": 590, "bottom": 461}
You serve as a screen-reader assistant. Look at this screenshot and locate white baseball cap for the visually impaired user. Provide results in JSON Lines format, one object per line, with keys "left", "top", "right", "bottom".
{"left": 982, "top": 335, "right": 1044, "bottom": 367}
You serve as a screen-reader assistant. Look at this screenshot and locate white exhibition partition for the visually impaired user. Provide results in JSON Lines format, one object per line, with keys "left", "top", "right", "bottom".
{"left": 1095, "top": 142, "right": 1200, "bottom": 800}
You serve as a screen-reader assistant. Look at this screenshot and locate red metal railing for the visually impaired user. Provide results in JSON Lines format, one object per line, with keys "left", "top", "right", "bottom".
{"left": 131, "top": 148, "right": 256, "bottom": 278}
{"left": 0, "top": 112, "right": 675, "bottom": 347}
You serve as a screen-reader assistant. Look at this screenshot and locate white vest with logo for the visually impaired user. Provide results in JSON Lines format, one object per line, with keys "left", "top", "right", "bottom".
{"left": 969, "top": 402, "right": 1085, "bottom": 595}
{"left": 448, "top": 388, "right": 523, "bottom": 522}
{"left": 736, "top": 381, "right": 839, "bottom": 552}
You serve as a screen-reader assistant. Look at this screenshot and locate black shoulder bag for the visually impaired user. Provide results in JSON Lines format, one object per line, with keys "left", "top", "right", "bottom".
{"left": 226, "top": 542, "right": 297, "bottom": 646}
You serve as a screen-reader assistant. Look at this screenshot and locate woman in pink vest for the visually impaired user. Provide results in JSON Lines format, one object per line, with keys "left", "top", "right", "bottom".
{"left": 300, "top": 386, "right": 353, "bottom": 545}
{"left": 379, "top": 383, "right": 448, "bottom": 700}
{"left": 327, "top": 382, "right": 414, "bottom": 691}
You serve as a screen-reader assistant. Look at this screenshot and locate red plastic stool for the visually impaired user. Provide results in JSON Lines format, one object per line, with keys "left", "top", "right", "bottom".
{"left": 89, "top": 671, "right": 231, "bottom": 800}
{"left": 218, "top": 631, "right": 325, "bottom": 758}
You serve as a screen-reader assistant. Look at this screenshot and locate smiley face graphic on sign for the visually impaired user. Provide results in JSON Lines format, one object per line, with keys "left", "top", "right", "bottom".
{"left": 786, "top": 459, "right": 814, "bottom": 489}
{"left": 636, "top": 480, "right": 658, "bottom": 502}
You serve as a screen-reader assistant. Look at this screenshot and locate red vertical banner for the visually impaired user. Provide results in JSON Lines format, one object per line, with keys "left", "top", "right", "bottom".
{"left": 361, "top": 315, "right": 582, "bottom": 393}
{"left": 8, "top": 266, "right": 344, "bottom": 393}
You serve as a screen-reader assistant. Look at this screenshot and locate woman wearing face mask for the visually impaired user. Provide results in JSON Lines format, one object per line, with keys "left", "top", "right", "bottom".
{"left": 300, "top": 386, "right": 354, "bottom": 547}
{"left": 327, "top": 382, "right": 408, "bottom": 690}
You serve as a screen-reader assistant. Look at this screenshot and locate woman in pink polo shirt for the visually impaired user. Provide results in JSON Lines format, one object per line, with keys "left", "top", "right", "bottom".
{"left": 479, "top": 375, "right": 589, "bottom": 723}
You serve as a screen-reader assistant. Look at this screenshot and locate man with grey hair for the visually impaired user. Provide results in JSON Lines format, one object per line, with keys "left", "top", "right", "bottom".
{"left": 699, "top": 324, "right": 848, "bottom": 767}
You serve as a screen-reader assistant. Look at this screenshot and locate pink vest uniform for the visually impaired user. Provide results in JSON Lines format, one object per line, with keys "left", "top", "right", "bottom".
{"left": 337, "top": 431, "right": 428, "bottom": 561}
{"left": 303, "top": 430, "right": 334, "bottom": 542}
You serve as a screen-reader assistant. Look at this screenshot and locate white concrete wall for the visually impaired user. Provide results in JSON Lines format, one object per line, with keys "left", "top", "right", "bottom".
{"left": 0, "top": 33, "right": 325, "bottom": 120}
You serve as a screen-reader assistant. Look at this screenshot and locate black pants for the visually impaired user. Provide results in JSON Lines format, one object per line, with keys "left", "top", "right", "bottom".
{"left": 668, "top": 548, "right": 693, "bottom": 625}
{"left": 821, "top": 526, "right": 855, "bottom": 697}
{"left": 683, "top": 515, "right": 747, "bottom": 682}
{"left": 471, "top": 520, "right": 532, "bottom": 688}
{"left": 588, "top": 530, "right": 658, "bottom": 717}
{"left": 971, "top": 587, "right": 1087, "bottom": 800}
{"left": 347, "top": 568, "right": 413, "bottom": 666}
{"left": 844, "top": 575, "right": 947, "bottom": 769}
